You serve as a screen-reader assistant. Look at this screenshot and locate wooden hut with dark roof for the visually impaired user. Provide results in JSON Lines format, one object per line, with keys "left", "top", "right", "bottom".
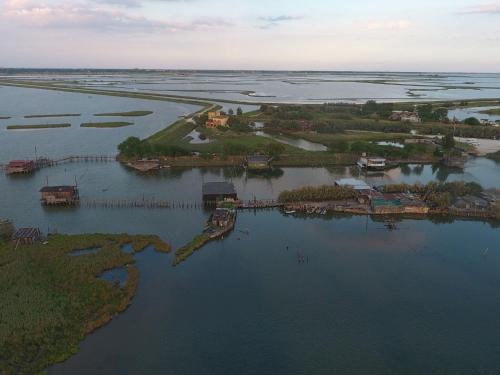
{"left": 202, "top": 182, "right": 237, "bottom": 202}
{"left": 12, "top": 227, "right": 42, "bottom": 245}
{"left": 40, "top": 186, "right": 80, "bottom": 206}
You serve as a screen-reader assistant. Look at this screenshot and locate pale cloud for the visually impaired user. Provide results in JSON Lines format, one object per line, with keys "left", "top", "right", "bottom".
{"left": 258, "top": 15, "right": 303, "bottom": 29}
{"left": 459, "top": 2, "right": 500, "bottom": 14}
{"left": 1, "top": 0, "right": 228, "bottom": 33}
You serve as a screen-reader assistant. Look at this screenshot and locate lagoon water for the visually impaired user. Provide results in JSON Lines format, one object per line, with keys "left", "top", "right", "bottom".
{"left": 0, "top": 86, "right": 200, "bottom": 159}
{"left": 0, "top": 82, "right": 500, "bottom": 374}
{"left": 4, "top": 71, "right": 500, "bottom": 104}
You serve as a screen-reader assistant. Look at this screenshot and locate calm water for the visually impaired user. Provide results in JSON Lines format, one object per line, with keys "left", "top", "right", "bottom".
{"left": 4, "top": 71, "right": 500, "bottom": 103}
{"left": 1, "top": 82, "right": 500, "bottom": 374}
{"left": 0, "top": 86, "right": 200, "bottom": 159}
{"left": 449, "top": 106, "right": 500, "bottom": 122}
{"left": 50, "top": 213, "right": 500, "bottom": 375}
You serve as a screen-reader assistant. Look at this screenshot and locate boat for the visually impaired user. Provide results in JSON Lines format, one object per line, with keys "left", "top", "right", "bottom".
{"left": 357, "top": 155, "right": 386, "bottom": 171}
{"left": 284, "top": 210, "right": 296, "bottom": 214}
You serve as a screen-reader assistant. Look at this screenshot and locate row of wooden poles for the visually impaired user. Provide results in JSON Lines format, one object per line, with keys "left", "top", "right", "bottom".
{"left": 80, "top": 199, "right": 283, "bottom": 210}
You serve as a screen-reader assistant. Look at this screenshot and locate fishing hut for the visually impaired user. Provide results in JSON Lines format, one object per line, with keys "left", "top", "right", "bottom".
{"left": 202, "top": 182, "right": 237, "bottom": 203}
{"left": 12, "top": 227, "right": 42, "bottom": 245}
{"left": 40, "top": 185, "right": 80, "bottom": 206}
{"left": 209, "top": 208, "right": 234, "bottom": 228}
{"left": 246, "top": 154, "right": 271, "bottom": 171}
{"left": 6, "top": 160, "right": 36, "bottom": 175}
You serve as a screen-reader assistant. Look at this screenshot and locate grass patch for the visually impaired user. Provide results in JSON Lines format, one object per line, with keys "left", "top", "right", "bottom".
{"left": 173, "top": 233, "right": 211, "bottom": 266}
{"left": 24, "top": 114, "right": 81, "bottom": 118}
{"left": 479, "top": 108, "right": 500, "bottom": 115}
{"left": 0, "top": 233, "right": 170, "bottom": 374}
{"left": 7, "top": 123, "right": 71, "bottom": 130}
{"left": 81, "top": 121, "right": 133, "bottom": 128}
{"left": 94, "top": 110, "right": 153, "bottom": 117}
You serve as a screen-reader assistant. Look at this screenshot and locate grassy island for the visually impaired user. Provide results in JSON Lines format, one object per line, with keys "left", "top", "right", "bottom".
{"left": 24, "top": 114, "right": 81, "bottom": 118}
{"left": 479, "top": 108, "right": 500, "bottom": 115}
{"left": 7, "top": 123, "right": 71, "bottom": 130}
{"left": 0, "top": 233, "right": 170, "bottom": 374}
{"left": 81, "top": 121, "right": 133, "bottom": 128}
{"left": 173, "top": 233, "right": 211, "bottom": 266}
{"left": 95, "top": 110, "right": 153, "bottom": 117}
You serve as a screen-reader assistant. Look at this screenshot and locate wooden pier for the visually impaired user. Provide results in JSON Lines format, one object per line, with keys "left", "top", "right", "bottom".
{"left": 36, "top": 155, "right": 117, "bottom": 168}
{"left": 2, "top": 155, "right": 116, "bottom": 173}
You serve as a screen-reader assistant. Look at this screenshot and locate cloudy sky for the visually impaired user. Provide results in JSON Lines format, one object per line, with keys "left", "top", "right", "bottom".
{"left": 1, "top": 0, "right": 499, "bottom": 71}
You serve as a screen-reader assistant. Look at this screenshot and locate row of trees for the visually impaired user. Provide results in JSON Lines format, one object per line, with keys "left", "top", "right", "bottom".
{"left": 118, "top": 137, "right": 191, "bottom": 158}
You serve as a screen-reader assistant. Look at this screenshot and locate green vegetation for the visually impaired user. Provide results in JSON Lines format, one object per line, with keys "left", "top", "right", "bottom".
{"left": 382, "top": 181, "right": 484, "bottom": 209}
{"left": 463, "top": 117, "right": 481, "bottom": 126}
{"left": 94, "top": 111, "right": 153, "bottom": 117}
{"left": 487, "top": 151, "right": 500, "bottom": 162}
{"left": 7, "top": 123, "right": 71, "bottom": 130}
{"left": 173, "top": 233, "right": 211, "bottom": 266}
{"left": 81, "top": 121, "right": 133, "bottom": 128}
{"left": 24, "top": 114, "right": 81, "bottom": 118}
{"left": 479, "top": 108, "right": 500, "bottom": 115}
{"left": 278, "top": 185, "right": 357, "bottom": 203}
{"left": 0, "top": 233, "right": 170, "bottom": 375}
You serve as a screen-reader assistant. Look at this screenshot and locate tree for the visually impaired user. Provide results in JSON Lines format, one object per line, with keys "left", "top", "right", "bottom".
{"left": 434, "top": 107, "right": 449, "bottom": 122}
{"left": 236, "top": 107, "right": 243, "bottom": 116}
{"left": 362, "top": 100, "right": 378, "bottom": 115}
{"left": 118, "top": 137, "right": 141, "bottom": 157}
{"left": 464, "top": 117, "right": 481, "bottom": 126}
{"left": 442, "top": 133, "right": 455, "bottom": 150}
{"left": 328, "top": 140, "right": 349, "bottom": 153}
{"left": 228, "top": 108, "right": 234, "bottom": 115}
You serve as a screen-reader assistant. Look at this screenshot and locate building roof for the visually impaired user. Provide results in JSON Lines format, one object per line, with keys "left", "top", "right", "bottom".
{"left": 8, "top": 160, "right": 34, "bottom": 167}
{"left": 13, "top": 227, "right": 41, "bottom": 240}
{"left": 40, "top": 186, "right": 78, "bottom": 193}
{"left": 335, "top": 178, "right": 372, "bottom": 191}
{"left": 202, "top": 182, "right": 236, "bottom": 196}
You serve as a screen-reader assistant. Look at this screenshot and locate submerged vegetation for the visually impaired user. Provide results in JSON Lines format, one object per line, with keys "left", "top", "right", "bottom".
{"left": 0, "top": 233, "right": 170, "bottom": 374}
{"left": 24, "top": 114, "right": 81, "bottom": 118}
{"left": 7, "top": 123, "right": 71, "bottom": 130}
{"left": 94, "top": 110, "right": 153, "bottom": 117}
{"left": 81, "top": 121, "right": 133, "bottom": 128}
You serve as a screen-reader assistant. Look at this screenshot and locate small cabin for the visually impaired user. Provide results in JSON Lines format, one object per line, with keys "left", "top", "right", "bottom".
{"left": 6, "top": 160, "right": 36, "bottom": 175}
{"left": 202, "top": 182, "right": 237, "bottom": 202}
{"left": 210, "top": 208, "right": 233, "bottom": 228}
{"left": 357, "top": 155, "right": 386, "bottom": 171}
{"left": 40, "top": 186, "right": 80, "bottom": 206}
{"left": 246, "top": 155, "right": 270, "bottom": 171}
{"left": 12, "top": 227, "right": 42, "bottom": 245}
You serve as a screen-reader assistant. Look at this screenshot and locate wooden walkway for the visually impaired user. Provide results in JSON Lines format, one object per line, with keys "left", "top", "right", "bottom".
{"left": 36, "top": 155, "right": 116, "bottom": 167}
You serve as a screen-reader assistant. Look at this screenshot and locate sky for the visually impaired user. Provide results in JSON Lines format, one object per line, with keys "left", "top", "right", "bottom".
{"left": 1, "top": 0, "right": 500, "bottom": 71}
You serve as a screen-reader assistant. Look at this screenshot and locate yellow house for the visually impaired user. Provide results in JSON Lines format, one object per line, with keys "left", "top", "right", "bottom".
{"left": 206, "top": 111, "right": 229, "bottom": 128}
